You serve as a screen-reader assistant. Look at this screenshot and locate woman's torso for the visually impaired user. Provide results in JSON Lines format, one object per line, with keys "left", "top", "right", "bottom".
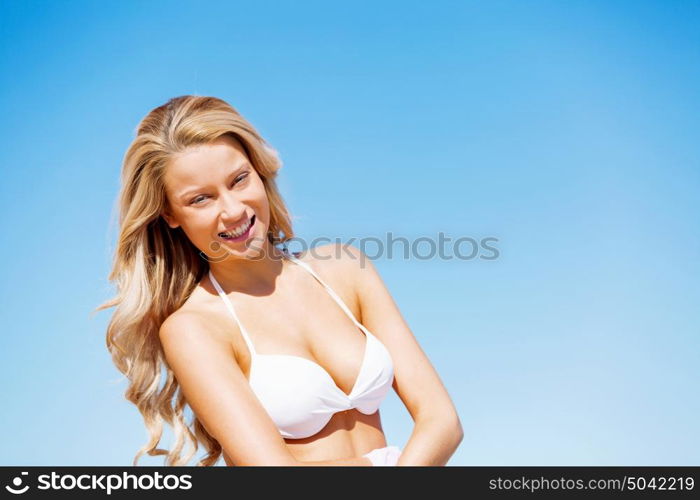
{"left": 179, "top": 250, "right": 389, "bottom": 465}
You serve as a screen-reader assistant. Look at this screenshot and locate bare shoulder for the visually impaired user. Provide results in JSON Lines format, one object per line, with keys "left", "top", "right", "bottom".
{"left": 158, "top": 283, "right": 235, "bottom": 347}
{"left": 292, "top": 243, "right": 366, "bottom": 285}
{"left": 158, "top": 308, "right": 224, "bottom": 350}
{"left": 159, "top": 279, "right": 234, "bottom": 346}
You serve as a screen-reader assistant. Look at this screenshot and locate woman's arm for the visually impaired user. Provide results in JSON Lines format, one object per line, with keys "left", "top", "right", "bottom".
{"left": 339, "top": 244, "right": 465, "bottom": 466}
{"left": 396, "top": 415, "right": 463, "bottom": 466}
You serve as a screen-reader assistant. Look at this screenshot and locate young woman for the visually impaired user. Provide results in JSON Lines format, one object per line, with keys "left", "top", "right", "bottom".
{"left": 97, "top": 95, "right": 463, "bottom": 466}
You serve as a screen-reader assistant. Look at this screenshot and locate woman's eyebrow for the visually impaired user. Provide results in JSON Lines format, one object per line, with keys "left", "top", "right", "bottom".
{"left": 177, "top": 163, "right": 251, "bottom": 200}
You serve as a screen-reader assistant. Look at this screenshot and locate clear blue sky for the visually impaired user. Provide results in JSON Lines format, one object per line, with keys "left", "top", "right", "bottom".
{"left": 1, "top": 0, "right": 698, "bottom": 466}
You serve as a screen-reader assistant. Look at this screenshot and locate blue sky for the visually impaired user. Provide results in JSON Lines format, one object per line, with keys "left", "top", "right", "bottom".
{"left": 0, "top": 0, "right": 698, "bottom": 466}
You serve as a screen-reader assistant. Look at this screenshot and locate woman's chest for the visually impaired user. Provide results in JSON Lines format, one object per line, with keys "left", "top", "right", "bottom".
{"left": 218, "top": 279, "right": 368, "bottom": 395}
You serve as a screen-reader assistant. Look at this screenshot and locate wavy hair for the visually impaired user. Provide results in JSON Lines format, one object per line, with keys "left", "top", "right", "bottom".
{"left": 94, "top": 95, "right": 294, "bottom": 466}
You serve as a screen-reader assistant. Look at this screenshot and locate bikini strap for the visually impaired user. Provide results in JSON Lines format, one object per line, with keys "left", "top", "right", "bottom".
{"left": 208, "top": 270, "right": 257, "bottom": 356}
{"left": 284, "top": 252, "right": 370, "bottom": 335}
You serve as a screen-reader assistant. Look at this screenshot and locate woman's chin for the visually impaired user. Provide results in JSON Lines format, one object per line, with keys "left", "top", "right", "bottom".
{"left": 230, "top": 233, "right": 267, "bottom": 258}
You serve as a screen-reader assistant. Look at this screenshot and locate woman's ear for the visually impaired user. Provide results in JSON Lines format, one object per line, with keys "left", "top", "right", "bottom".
{"left": 161, "top": 207, "right": 180, "bottom": 229}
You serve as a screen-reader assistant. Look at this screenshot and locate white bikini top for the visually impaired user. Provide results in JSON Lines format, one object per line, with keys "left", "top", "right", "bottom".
{"left": 207, "top": 251, "right": 395, "bottom": 439}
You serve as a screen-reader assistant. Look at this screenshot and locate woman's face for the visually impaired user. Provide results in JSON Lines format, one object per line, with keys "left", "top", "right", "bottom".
{"left": 161, "top": 134, "right": 270, "bottom": 260}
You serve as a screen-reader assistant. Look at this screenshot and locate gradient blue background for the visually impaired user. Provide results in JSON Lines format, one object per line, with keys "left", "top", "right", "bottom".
{"left": 1, "top": 0, "right": 698, "bottom": 466}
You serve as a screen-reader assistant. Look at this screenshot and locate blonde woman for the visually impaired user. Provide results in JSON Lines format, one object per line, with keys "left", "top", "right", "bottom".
{"left": 97, "top": 95, "right": 463, "bottom": 466}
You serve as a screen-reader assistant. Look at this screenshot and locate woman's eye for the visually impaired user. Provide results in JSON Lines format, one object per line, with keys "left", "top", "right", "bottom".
{"left": 190, "top": 174, "right": 249, "bottom": 205}
{"left": 233, "top": 173, "right": 249, "bottom": 186}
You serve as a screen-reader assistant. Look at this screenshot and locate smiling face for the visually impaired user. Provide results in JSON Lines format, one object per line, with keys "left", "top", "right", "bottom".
{"left": 161, "top": 134, "right": 271, "bottom": 260}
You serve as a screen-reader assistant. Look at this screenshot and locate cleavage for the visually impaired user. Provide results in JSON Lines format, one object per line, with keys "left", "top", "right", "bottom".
{"left": 238, "top": 300, "right": 367, "bottom": 396}
{"left": 218, "top": 260, "right": 366, "bottom": 395}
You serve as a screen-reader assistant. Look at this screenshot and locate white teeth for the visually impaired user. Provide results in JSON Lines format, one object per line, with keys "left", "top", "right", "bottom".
{"left": 221, "top": 219, "right": 251, "bottom": 238}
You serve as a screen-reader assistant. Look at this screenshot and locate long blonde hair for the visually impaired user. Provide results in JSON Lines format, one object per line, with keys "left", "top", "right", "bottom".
{"left": 94, "top": 95, "right": 294, "bottom": 465}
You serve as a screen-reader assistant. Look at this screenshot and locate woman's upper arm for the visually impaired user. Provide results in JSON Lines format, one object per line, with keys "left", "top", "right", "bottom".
{"left": 158, "top": 311, "right": 297, "bottom": 466}
{"left": 344, "top": 244, "right": 462, "bottom": 432}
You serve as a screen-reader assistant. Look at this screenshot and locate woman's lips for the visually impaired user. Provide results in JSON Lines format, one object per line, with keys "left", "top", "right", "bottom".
{"left": 219, "top": 214, "right": 255, "bottom": 242}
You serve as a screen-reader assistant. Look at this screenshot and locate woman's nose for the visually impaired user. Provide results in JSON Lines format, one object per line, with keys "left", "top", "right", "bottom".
{"left": 218, "top": 191, "right": 248, "bottom": 221}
